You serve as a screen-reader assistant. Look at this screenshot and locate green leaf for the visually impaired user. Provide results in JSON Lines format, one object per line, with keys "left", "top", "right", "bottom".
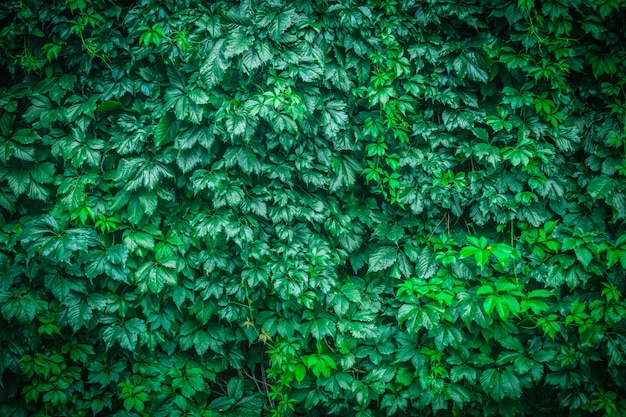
{"left": 6, "top": 169, "right": 30, "bottom": 195}
{"left": 295, "top": 363, "right": 306, "bottom": 383}
{"left": 484, "top": 294, "right": 521, "bottom": 320}
{"left": 136, "top": 262, "right": 178, "bottom": 293}
{"left": 0, "top": 291, "right": 47, "bottom": 323}
{"left": 138, "top": 190, "right": 158, "bottom": 216}
{"left": 64, "top": 343, "right": 94, "bottom": 363}
{"left": 323, "top": 100, "right": 348, "bottom": 139}
{"left": 367, "top": 245, "right": 397, "bottom": 273}
{"left": 574, "top": 246, "right": 593, "bottom": 268}
{"left": 330, "top": 156, "right": 361, "bottom": 192}
{"left": 480, "top": 366, "right": 522, "bottom": 401}
{"left": 155, "top": 114, "right": 178, "bottom": 147}
{"left": 124, "top": 318, "right": 146, "bottom": 335}
{"left": 446, "top": 384, "right": 472, "bottom": 407}
{"left": 200, "top": 39, "right": 230, "bottom": 88}
{"left": 97, "top": 100, "right": 139, "bottom": 116}
{"left": 65, "top": 294, "right": 93, "bottom": 330}
{"left": 588, "top": 175, "right": 618, "bottom": 200}
{"left": 227, "top": 377, "right": 244, "bottom": 400}
{"left": 223, "top": 147, "right": 262, "bottom": 175}
{"left": 102, "top": 324, "right": 132, "bottom": 351}
{"left": 30, "top": 162, "right": 55, "bottom": 184}
{"left": 490, "top": 243, "right": 517, "bottom": 266}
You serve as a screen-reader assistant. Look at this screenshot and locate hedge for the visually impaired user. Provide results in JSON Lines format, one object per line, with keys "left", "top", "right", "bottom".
{"left": 1, "top": 0, "right": 626, "bottom": 416}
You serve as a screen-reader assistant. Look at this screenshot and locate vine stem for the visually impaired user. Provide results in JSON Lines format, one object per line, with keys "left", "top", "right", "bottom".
{"left": 260, "top": 353, "right": 275, "bottom": 409}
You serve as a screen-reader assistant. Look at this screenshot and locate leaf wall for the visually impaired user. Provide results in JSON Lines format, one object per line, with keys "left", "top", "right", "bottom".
{"left": 1, "top": 0, "right": 626, "bottom": 416}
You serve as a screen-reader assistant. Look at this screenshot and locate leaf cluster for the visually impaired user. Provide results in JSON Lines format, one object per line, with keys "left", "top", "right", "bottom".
{"left": 1, "top": 0, "right": 626, "bottom": 416}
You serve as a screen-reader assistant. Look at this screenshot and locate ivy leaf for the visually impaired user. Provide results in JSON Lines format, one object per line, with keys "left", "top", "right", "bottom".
{"left": 0, "top": 291, "right": 47, "bottom": 323}
{"left": 295, "top": 363, "right": 306, "bottom": 383}
{"left": 101, "top": 318, "right": 146, "bottom": 351}
{"left": 480, "top": 366, "right": 522, "bottom": 401}
{"left": 587, "top": 175, "right": 618, "bottom": 200}
{"left": 65, "top": 296, "right": 92, "bottom": 331}
{"left": 227, "top": 377, "right": 244, "bottom": 400}
{"left": 242, "top": 41, "right": 273, "bottom": 73}
{"left": 367, "top": 245, "right": 397, "bottom": 273}
{"left": 323, "top": 100, "right": 348, "bottom": 138}
{"left": 454, "top": 50, "right": 490, "bottom": 83}
{"left": 267, "top": 9, "right": 296, "bottom": 41}
{"left": 154, "top": 114, "right": 177, "bottom": 147}
{"left": 136, "top": 262, "right": 178, "bottom": 293}
{"left": 329, "top": 156, "right": 361, "bottom": 192}
{"left": 446, "top": 384, "right": 472, "bottom": 407}
{"left": 30, "top": 162, "right": 55, "bottom": 184}
{"left": 200, "top": 39, "right": 230, "bottom": 88}
{"left": 223, "top": 147, "right": 263, "bottom": 175}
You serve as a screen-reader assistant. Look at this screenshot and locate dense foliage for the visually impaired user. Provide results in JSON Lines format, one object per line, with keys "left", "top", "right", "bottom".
{"left": 1, "top": 0, "right": 626, "bottom": 416}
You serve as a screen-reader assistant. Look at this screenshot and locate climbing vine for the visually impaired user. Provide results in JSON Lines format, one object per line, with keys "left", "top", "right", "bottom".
{"left": 1, "top": 0, "right": 626, "bottom": 416}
